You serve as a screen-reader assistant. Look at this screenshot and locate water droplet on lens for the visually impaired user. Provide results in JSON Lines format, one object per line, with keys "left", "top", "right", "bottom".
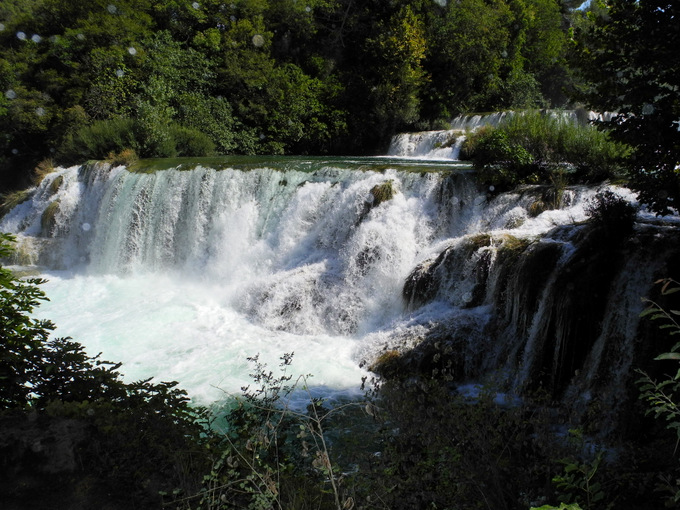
{"left": 35, "top": 107, "right": 45, "bottom": 116}
{"left": 128, "top": 46, "right": 137, "bottom": 55}
{"left": 11, "top": 148, "right": 19, "bottom": 155}
{"left": 5, "top": 89, "right": 17, "bottom": 99}
{"left": 115, "top": 69, "right": 125, "bottom": 77}
{"left": 305, "top": 6, "right": 311, "bottom": 12}
{"left": 489, "top": 185, "right": 495, "bottom": 192}
{"left": 192, "top": 2, "right": 200, "bottom": 8}
{"left": 16, "top": 31, "right": 26, "bottom": 40}
{"left": 82, "top": 223, "right": 91, "bottom": 231}
{"left": 107, "top": 4, "right": 117, "bottom": 14}
{"left": 31, "top": 34, "right": 42, "bottom": 43}
{"left": 252, "top": 34, "right": 264, "bottom": 47}
{"left": 259, "top": 133, "right": 266, "bottom": 140}
{"left": 0, "top": 23, "right": 5, "bottom": 32}
{"left": 77, "top": 33, "right": 85, "bottom": 40}
{"left": 641, "top": 103, "right": 654, "bottom": 115}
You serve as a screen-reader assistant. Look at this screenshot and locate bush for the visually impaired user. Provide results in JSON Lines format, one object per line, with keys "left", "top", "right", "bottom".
{"left": 469, "top": 128, "right": 536, "bottom": 189}
{"left": 359, "top": 374, "right": 561, "bottom": 510}
{"left": 106, "top": 148, "right": 139, "bottom": 166}
{"left": 636, "top": 278, "right": 680, "bottom": 507}
{"left": 584, "top": 189, "right": 638, "bottom": 241}
{"left": 169, "top": 124, "right": 215, "bottom": 157}
{"left": 463, "top": 111, "right": 631, "bottom": 190}
{"left": 59, "top": 117, "right": 138, "bottom": 163}
{"left": 0, "top": 233, "right": 211, "bottom": 508}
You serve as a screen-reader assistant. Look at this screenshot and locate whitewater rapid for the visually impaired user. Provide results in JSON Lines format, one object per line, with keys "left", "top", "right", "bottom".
{"left": 0, "top": 158, "right": 633, "bottom": 406}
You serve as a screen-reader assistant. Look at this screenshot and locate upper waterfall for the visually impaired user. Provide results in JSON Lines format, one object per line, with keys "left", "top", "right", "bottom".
{"left": 387, "top": 109, "right": 617, "bottom": 160}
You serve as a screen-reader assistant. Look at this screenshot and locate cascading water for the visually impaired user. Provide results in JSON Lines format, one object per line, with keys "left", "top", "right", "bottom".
{"left": 387, "top": 109, "right": 617, "bottom": 160}
{"left": 2, "top": 157, "right": 678, "bottom": 424}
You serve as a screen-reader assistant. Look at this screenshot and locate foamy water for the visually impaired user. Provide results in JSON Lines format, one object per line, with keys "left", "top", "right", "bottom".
{"left": 34, "top": 270, "right": 367, "bottom": 406}
{"left": 1, "top": 158, "right": 641, "bottom": 407}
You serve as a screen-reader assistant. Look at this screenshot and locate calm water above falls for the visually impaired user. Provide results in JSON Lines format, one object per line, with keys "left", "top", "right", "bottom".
{"left": 2, "top": 156, "right": 676, "bottom": 417}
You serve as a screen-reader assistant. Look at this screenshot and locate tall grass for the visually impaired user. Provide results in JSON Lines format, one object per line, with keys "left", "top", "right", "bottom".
{"left": 463, "top": 110, "right": 631, "bottom": 189}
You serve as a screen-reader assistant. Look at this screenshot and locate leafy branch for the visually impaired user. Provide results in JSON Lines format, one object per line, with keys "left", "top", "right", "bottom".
{"left": 636, "top": 278, "right": 680, "bottom": 505}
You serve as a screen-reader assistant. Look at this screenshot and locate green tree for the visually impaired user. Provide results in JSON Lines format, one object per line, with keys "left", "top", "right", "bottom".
{"left": 0, "top": 232, "right": 210, "bottom": 506}
{"left": 575, "top": 0, "right": 680, "bottom": 215}
{"left": 366, "top": 4, "right": 428, "bottom": 133}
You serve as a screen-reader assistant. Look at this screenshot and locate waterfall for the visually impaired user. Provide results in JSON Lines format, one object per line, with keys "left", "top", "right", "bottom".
{"left": 388, "top": 109, "right": 617, "bottom": 159}
{"left": 387, "top": 130, "right": 465, "bottom": 159}
{"left": 2, "top": 158, "right": 677, "bottom": 422}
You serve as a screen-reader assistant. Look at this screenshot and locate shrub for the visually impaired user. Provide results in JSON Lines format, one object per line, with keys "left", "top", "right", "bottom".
{"left": 106, "top": 148, "right": 139, "bottom": 166}
{"left": 60, "top": 117, "right": 138, "bottom": 163}
{"left": 32, "top": 158, "right": 55, "bottom": 185}
{"left": 0, "top": 189, "right": 33, "bottom": 219}
{"left": 584, "top": 189, "right": 638, "bottom": 240}
{"left": 471, "top": 128, "right": 536, "bottom": 189}
{"left": 169, "top": 124, "right": 215, "bottom": 157}
{"left": 359, "top": 375, "right": 561, "bottom": 510}
{"left": 0, "top": 233, "right": 211, "bottom": 507}
{"left": 636, "top": 278, "right": 680, "bottom": 507}
{"left": 463, "top": 111, "right": 631, "bottom": 190}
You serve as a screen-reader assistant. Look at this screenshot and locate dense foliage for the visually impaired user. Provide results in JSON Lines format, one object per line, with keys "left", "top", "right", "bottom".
{"left": 1, "top": 0, "right": 588, "bottom": 191}
{"left": 463, "top": 111, "right": 631, "bottom": 191}
{"left": 572, "top": 0, "right": 680, "bottom": 215}
{"left": 3, "top": 231, "right": 680, "bottom": 509}
{"left": 0, "top": 232, "right": 211, "bottom": 508}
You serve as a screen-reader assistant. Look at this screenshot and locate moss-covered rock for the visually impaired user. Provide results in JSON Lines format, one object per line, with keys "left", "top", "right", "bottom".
{"left": 403, "top": 234, "right": 497, "bottom": 310}
{"left": 369, "top": 350, "right": 404, "bottom": 379}
{"left": 370, "top": 180, "right": 396, "bottom": 207}
{"left": 48, "top": 174, "right": 64, "bottom": 195}
{"left": 40, "top": 200, "right": 60, "bottom": 236}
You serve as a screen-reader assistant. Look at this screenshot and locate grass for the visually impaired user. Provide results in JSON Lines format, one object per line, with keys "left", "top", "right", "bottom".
{"left": 0, "top": 189, "right": 34, "bottom": 218}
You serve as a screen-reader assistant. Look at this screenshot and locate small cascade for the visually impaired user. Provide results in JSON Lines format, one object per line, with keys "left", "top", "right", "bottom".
{"left": 387, "top": 130, "right": 465, "bottom": 159}
{"left": 1, "top": 157, "right": 678, "bottom": 429}
{"left": 388, "top": 109, "right": 618, "bottom": 160}
{"left": 449, "top": 111, "right": 512, "bottom": 131}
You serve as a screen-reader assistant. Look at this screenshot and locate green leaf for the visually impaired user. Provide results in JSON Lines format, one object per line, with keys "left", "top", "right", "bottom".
{"left": 640, "top": 307, "right": 660, "bottom": 318}
{"left": 654, "top": 353, "right": 680, "bottom": 361}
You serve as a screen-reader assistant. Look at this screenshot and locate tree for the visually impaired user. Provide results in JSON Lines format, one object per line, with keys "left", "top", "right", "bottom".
{"left": 0, "top": 232, "right": 210, "bottom": 507}
{"left": 576, "top": 0, "right": 680, "bottom": 215}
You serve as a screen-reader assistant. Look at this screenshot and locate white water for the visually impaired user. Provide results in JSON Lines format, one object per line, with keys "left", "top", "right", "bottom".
{"left": 0, "top": 158, "right": 640, "bottom": 407}
{"left": 388, "top": 110, "right": 617, "bottom": 159}
{"left": 0, "top": 160, "right": 460, "bottom": 404}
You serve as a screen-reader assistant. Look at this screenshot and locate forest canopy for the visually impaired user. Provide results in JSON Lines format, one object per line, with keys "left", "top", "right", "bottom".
{"left": 0, "top": 0, "right": 587, "bottom": 187}
{"left": 0, "top": 0, "right": 678, "bottom": 216}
